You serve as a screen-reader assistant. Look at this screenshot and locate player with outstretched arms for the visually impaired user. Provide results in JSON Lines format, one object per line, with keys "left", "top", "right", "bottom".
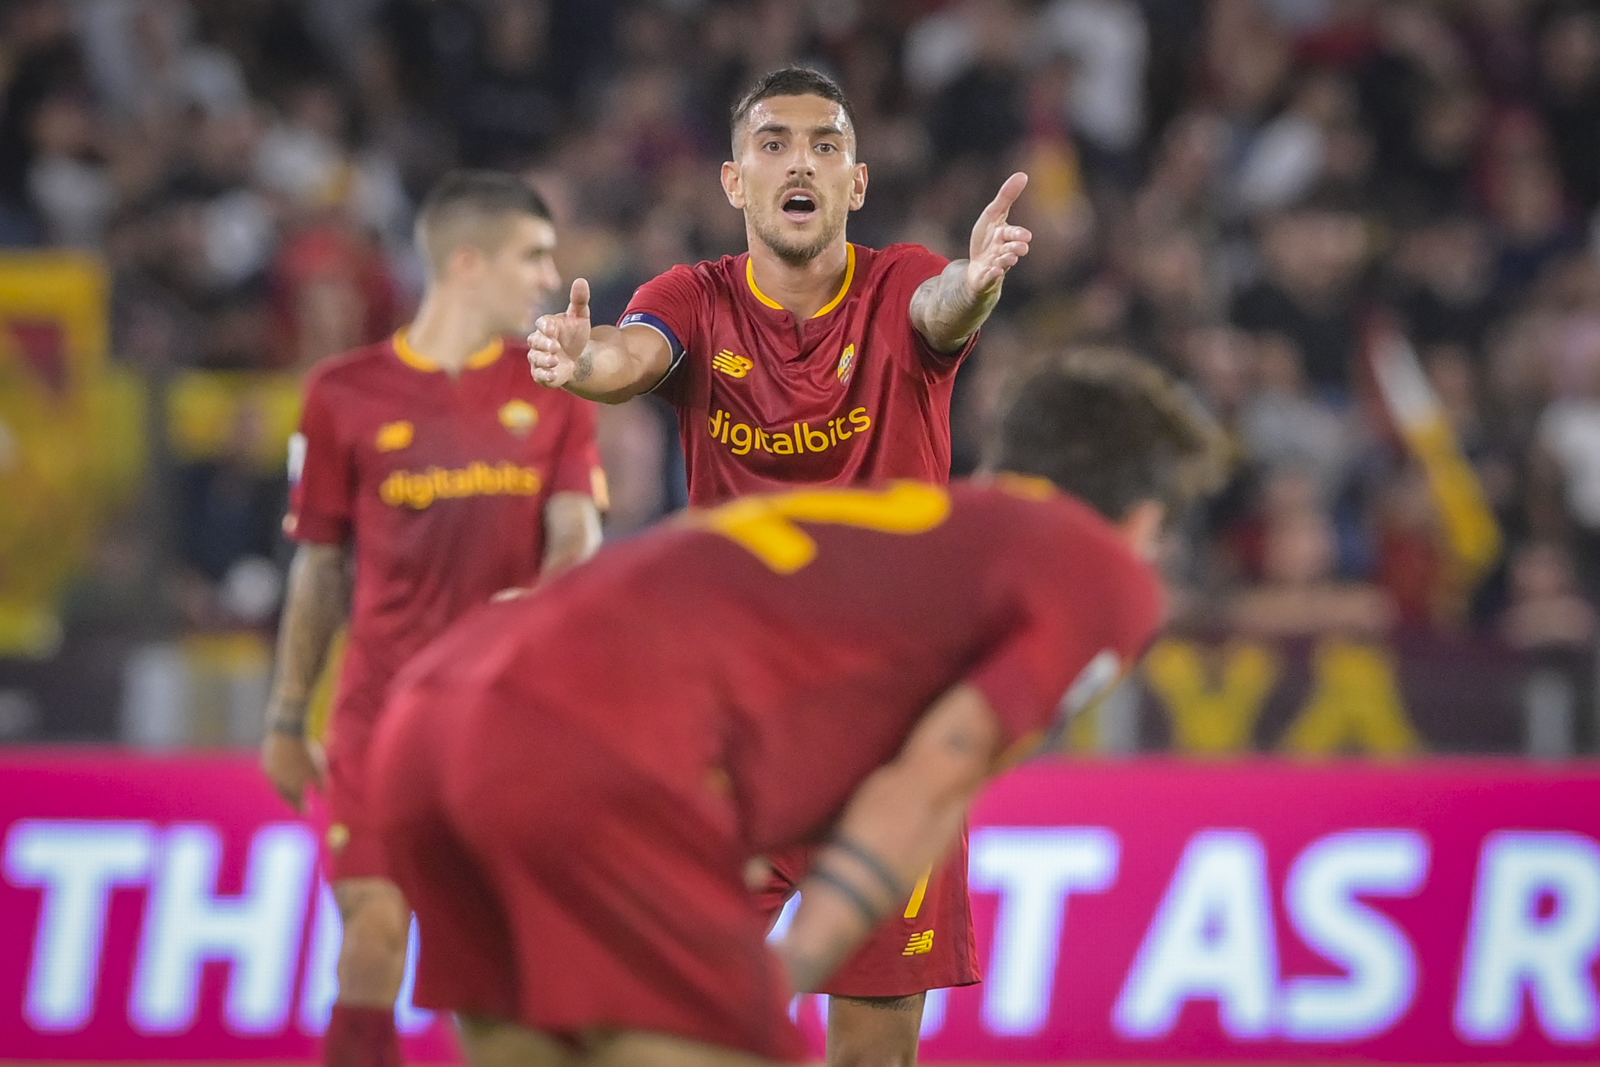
{"left": 371, "top": 350, "right": 1225, "bottom": 1067}
{"left": 261, "top": 172, "right": 605, "bottom": 1067}
{"left": 527, "top": 66, "right": 1031, "bottom": 1065}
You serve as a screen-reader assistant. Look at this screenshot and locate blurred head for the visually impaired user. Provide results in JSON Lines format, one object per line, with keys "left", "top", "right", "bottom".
{"left": 722, "top": 67, "right": 867, "bottom": 266}
{"left": 415, "top": 171, "right": 560, "bottom": 334}
{"left": 1510, "top": 541, "right": 1579, "bottom": 601}
{"left": 991, "top": 349, "right": 1227, "bottom": 553}
{"left": 1260, "top": 201, "right": 1368, "bottom": 296}
{"left": 1262, "top": 507, "right": 1337, "bottom": 585}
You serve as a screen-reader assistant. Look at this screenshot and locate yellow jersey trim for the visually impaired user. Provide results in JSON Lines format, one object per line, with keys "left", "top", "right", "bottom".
{"left": 393, "top": 330, "right": 504, "bottom": 372}
{"left": 903, "top": 869, "right": 932, "bottom": 919}
{"left": 744, "top": 244, "right": 857, "bottom": 319}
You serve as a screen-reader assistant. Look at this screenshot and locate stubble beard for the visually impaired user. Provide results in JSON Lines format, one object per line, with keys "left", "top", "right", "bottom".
{"left": 750, "top": 206, "right": 847, "bottom": 267}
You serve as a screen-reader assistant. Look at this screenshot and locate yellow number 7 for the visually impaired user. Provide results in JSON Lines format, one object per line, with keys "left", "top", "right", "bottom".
{"left": 687, "top": 481, "right": 951, "bottom": 574}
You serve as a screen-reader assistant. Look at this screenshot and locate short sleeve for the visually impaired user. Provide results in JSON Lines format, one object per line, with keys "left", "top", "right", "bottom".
{"left": 547, "top": 395, "right": 607, "bottom": 508}
{"left": 620, "top": 264, "right": 705, "bottom": 408}
{"left": 284, "top": 375, "right": 355, "bottom": 545}
{"left": 965, "top": 539, "right": 1163, "bottom": 746}
{"left": 886, "top": 244, "right": 979, "bottom": 377}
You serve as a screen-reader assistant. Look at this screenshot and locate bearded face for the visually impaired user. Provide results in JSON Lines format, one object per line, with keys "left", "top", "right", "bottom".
{"left": 725, "top": 94, "right": 866, "bottom": 265}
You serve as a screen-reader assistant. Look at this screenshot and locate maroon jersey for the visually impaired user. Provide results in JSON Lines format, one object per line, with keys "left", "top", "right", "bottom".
{"left": 621, "top": 243, "right": 973, "bottom": 505}
{"left": 396, "top": 479, "right": 1161, "bottom": 850}
{"left": 374, "top": 479, "right": 1159, "bottom": 1054}
{"left": 287, "top": 331, "right": 605, "bottom": 723}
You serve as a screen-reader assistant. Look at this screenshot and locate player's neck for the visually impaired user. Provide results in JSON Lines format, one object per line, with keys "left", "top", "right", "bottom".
{"left": 745, "top": 237, "right": 851, "bottom": 320}
{"left": 406, "top": 293, "right": 499, "bottom": 377}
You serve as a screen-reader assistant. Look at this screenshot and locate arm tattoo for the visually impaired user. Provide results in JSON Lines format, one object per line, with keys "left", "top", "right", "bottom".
{"left": 573, "top": 348, "right": 595, "bottom": 382}
{"left": 910, "top": 263, "right": 1001, "bottom": 354}
{"left": 267, "top": 544, "right": 350, "bottom": 724}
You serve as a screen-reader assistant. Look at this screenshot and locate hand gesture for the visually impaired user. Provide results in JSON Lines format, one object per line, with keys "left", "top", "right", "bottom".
{"left": 528, "top": 278, "right": 592, "bottom": 388}
{"left": 965, "top": 172, "right": 1031, "bottom": 297}
{"left": 261, "top": 728, "right": 325, "bottom": 814}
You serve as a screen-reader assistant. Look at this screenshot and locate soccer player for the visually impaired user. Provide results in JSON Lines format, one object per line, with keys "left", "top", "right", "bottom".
{"left": 261, "top": 171, "right": 606, "bottom": 1067}
{"left": 527, "top": 66, "right": 1032, "bottom": 1062}
{"left": 371, "top": 350, "right": 1222, "bottom": 1067}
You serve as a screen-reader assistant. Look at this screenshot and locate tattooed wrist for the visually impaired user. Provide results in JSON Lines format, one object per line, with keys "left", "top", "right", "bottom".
{"left": 573, "top": 348, "right": 594, "bottom": 382}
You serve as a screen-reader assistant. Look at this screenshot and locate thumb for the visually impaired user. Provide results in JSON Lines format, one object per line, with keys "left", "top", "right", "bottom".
{"left": 985, "top": 171, "right": 1029, "bottom": 224}
{"left": 568, "top": 278, "right": 591, "bottom": 319}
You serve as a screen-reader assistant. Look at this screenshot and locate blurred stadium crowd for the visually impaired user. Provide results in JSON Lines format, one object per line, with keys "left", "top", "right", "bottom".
{"left": 1, "top": 0, "right": 1598, "bottom": 748}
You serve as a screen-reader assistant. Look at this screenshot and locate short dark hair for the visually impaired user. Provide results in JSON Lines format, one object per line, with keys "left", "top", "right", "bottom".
{"left": 992, "top": 349, "right": 1227, "bottom": 520}
{"left": 415, "top": 170, "right": 552, "bottom": 272}
{"left": 730, "top": 67, "right": 858, "bottom": 152}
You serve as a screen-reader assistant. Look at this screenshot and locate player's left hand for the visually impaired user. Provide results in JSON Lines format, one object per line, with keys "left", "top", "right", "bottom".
{"left": 965, "top": 171, "right": 1031, "bottom": 296}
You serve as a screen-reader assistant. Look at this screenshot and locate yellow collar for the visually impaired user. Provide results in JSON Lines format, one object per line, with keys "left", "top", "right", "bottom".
{"left": 393, "top": 330, "right": 504, "bottom": 373}
{"left": 745, "top": 243, "right": 856, "bottom": 319}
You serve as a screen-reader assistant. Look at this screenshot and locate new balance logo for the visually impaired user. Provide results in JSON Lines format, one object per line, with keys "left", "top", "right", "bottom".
{"left": 903, "top": 930, "right": 935, "bottom": 956}
{"left": 712, "top": 350, "right": 754, "bottom": 378}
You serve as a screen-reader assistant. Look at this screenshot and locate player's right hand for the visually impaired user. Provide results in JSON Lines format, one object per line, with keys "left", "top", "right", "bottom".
{"left": 528, "top": 278, "right": 592, "bottom": 388}
{"left": 261, "top": 730, "right": 325, "bottom": 814}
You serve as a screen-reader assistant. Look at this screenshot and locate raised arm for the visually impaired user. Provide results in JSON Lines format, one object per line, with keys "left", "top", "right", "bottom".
{"left": 540, "top": 490, "right": 602, "bottom": 580}
{"left": 775, "top": 683, "right": 1005, "bottom": 993}
{"left": 528, "top": 278, "right": 675, "bottom": 403}
{"left": 909, "top": 171, "right": 1032, "bottom": 354}
{"left": 260, "top": 542, "right": 351, "bottom": 811}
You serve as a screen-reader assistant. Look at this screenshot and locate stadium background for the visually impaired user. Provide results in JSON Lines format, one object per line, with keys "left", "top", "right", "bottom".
{"left": 2, "top": 0, "right": 1600, "bottom": 1063}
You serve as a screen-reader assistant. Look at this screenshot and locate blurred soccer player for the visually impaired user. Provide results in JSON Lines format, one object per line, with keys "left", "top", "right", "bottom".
{"left": 371, "top": 350, "right": 1222, "bottom": 1067}
{"left": 261, "top": 171, "right": 605, "bottom": 1067}
{"left": 527, "top": 65, "right": 1031, "bottom": 1063}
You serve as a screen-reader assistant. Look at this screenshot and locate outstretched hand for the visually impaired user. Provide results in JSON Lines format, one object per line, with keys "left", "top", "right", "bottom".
{"left": 964, "top": 172, "right": 1031, "bottom": 296}
{"left": 528, "top": 278, "right": 592, "bottom": 388}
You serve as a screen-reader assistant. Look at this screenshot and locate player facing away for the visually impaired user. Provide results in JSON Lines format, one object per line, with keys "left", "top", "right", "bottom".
{"left": 527, "top": 65, "right": 1032, "bottom": 1063}
{"left": 261, "top": 171, "right": 606, "bottom": 1067}
{"left": 370, "top": 350, "right": 1225, "bottom": 1067}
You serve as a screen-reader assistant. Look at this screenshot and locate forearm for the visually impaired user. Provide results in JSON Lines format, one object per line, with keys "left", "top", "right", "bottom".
{"left": 265, "top": 543, "right": 351, "bottom": 729}
{"left": 778, "top": 685, "right": 999, "bottom": 992}
{"left": 563, "top": 326, "right": 662, "bottom": 404}
{"left": 540, "top": 492, "right": 602, "bottom": 580}
{"left": 910, "top": 261, "right": 1001, "bottom": 354}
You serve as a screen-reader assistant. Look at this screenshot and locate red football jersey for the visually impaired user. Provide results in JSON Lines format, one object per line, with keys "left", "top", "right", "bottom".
{"left": 620, "top": 243, "right": 974, "bottom": 505}
{"left": 393, "top": 479, "right": 1161, "bottom": 852}
{"left": 287, "top": 332, "right": 604, "bottom": 722}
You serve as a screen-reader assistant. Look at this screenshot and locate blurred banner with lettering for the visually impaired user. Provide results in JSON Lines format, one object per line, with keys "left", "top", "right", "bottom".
{"left": 4, "top": 752, "right": 1599, "bottom": 1063}
{"left": 0, "top": 254, "right": 143, "bottom": 658}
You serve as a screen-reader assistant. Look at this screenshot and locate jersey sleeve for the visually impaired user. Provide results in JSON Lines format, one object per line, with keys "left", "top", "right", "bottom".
{"left": 964, "top": 539, "right": 1163, "bottom": 747}
{"left": 284, "top": 373, "right": 355, "bottom": 545}
{"left": 619, "top": 264, "right": 704, "bottom": 408}
{"left": 888, "top": 244, "right": 980, "bottom": 378}
{"left": 547, "top": 394, "right": 608, "bottom": 508}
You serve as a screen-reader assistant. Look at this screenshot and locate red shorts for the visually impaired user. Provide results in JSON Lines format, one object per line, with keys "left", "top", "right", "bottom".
{"left": 370, "top": 686, "right": 808, "bottom": 1063}
{"left": 316, "top": 700, "right": 389, "bottom": 883}
{"left": 757, "top": 834, "right": 979, "bottom": 998}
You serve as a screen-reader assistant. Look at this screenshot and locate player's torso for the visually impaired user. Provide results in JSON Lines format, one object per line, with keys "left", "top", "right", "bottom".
{"left": 324, "top": 341, "right": 569, "bottom": 684}
{"left": 678, "top": 247, "right": 956, "bottom": 505}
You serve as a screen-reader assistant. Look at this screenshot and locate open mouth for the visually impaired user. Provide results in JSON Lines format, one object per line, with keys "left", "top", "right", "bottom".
{"left": 781, "top": 191, "right": 818, "bottom": 221}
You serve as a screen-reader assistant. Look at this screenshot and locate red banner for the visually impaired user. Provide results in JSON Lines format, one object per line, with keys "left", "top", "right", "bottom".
{"left": 3, "top": 752, "right": 1598, "bottom": 1062}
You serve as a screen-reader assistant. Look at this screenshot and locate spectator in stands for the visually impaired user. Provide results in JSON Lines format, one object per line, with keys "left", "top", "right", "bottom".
{"left": 1232, "top": 192, "right": 1372, "bottom": 397}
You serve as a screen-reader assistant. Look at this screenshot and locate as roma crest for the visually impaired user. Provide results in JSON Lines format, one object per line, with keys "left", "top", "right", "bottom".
{"left": 499, "top": 399, "right": 539, "bottom": 437}
{"left": 836, "top": 343, "right": 856, "bottom": 384}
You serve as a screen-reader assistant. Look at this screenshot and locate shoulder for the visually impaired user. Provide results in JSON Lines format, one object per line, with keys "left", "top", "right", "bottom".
{"left": 954, "top": 479, "right": 1161, "bottom": 609}
{"left": 855, "top": 243, "right": 951, "bottom": 297}
{"left": 302, "top": 339, "right": 393, "bottom": 399}
{"left": 638, "top": 257, "right": 736, "bottom": 297}
{"left": 875, "top": 242, "right": 951, "bottom": 277}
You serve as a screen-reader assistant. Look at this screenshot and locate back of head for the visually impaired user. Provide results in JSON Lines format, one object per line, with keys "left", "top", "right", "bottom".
{"left": 730, "top": 66, "right": 857, "bottom": 153}
{"left": 992, "top": 348, "right": 1227, "bottom": 521}
{"left": 415, "top": 170, "right": 552, "bottom": 277}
